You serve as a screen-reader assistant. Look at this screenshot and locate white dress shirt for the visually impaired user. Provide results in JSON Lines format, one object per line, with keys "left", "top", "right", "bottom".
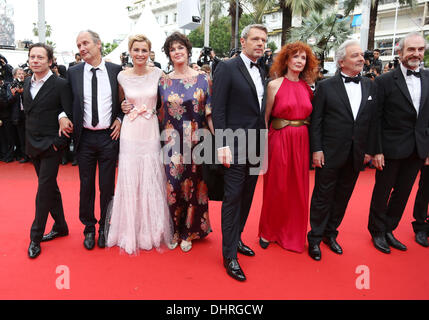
{"left": 30, "top": 70, "right": 53, "bottom": 99}
{"left": 341, "top": 72, "right": 362, "bottom": 120}
{"left": 400, "top": 63, "right": 421, "bottom": 116}
{"left": 82, "top": 60, "right": 113, "bottom": 129}
{"left": 240, "top": 52, "right": 264, "bottom": 109}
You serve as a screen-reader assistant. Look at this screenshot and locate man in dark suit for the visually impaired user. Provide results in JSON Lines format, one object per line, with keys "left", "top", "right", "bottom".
{"left": 212, "top": 24, "right": 267, "bottom": 281}
{"left": 413, "top": 166, "right": 429, "bottom": 247}
{"left": 60, "top": 30, "right": 122, "bottom": 250}
{"left": 368, "top": 32, "right": 429, "bottom": 253}
{"left": 68, "top": 53, "right": 82, "bottom": 68}
{"left": 24, "top": 43, "right": 72, "bottom": 258}
{"left": 307, "top": 40, "right": 377, "bottom": 261}
{"left": 149, "top": 51, "right": 161, "bottom": 69}
{"left": 0, "top": 76, "right": 14, "bottom": 162}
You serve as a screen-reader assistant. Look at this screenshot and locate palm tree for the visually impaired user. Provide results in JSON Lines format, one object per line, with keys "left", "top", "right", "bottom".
{"left": 289, "top": 11, "right": 352, "bottom": 67}
{"left": 242, "top": 0, "right": 278, "bottom": 23}
{"left": 343, "top": 0, "right": 415, "bottom": 50}
{"left": 279, "top": 0, "right": 336, "bottom": 46}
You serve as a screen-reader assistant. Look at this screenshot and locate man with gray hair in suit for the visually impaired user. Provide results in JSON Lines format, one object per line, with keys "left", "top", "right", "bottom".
{"left": 59, "top": 30, "right": 123, "bottom": 250}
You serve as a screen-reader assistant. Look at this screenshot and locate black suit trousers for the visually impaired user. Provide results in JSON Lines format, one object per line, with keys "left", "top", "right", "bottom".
{"left": 368, "top": 152, "right": 424, "bottom": 236}
{"left": 30, "top": 146, "right": 68, "bottom": 242}
{"left": 0, "top": 119, "right": 14, "bottom": 160}
{"left": 307, "top": 151, "right": 360, "bottom": 245}
{"left": 77, "top": 129, "right": 118, "bottom": 235}
{"left": 412, "top": 165, "right": 429, "bottom": 234}
{"left": 221, "top": 163, "right": 259, "bottom": 259}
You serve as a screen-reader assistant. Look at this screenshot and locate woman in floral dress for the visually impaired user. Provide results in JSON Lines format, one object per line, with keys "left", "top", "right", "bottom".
{"left": 158, "top": 32, "right": 214, "bottom": 252}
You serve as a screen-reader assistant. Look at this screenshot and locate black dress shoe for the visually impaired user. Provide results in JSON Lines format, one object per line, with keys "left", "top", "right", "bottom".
{"left": 237, "top": 240, "right": 255, "bottom": 256}
{"left": 308, "top": 243, "right": 321, "bottom": 261}
{"left": 19, "top": 157, "right": 29, "bottom": 163}
{"left": 322, "top": 237, "right": 343, "bottom": 254}
{"left": 415, "top": 231, "right": 429, "bottom": 247}
{"left": 84, "top": 233, "right": 95, "bottom": 250}
{"left": 71, "top": 159, "right": 78, "bottom": 166}
{"left": 223, "top": 258, "right": 246, "bottom": 282}
{"left": 41, "top": 229, "right": 68, "bottom": 242}
{"left": 28, "top": 241, "right": 41, "bottom": 259}
{"left": 386, "top": 232, "right": 407, "bottom": 251}
{"left": 98, "top": 232, "right": 106, "bottom": 248}
{"left": 259, "top": 238, "right": 269, "bottom": 249}
{"left": 372, "top": 235, "right": 391, "bottom": 254}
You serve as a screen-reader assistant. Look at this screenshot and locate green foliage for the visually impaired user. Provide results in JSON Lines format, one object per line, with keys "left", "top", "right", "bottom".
{"left": 102, "top": 42, "right": 119, "bottom": 57}
{"left": 32, "top": 21, "right": 52, "bottom": 38}
{"left": 188, "top": 13, "right": 254, "bottom": 57}
{"left": 267, "top": 41, "right": 277, "bottom": 53}
{"left": 288, "top": 11, "right": 352, "bottom": 56}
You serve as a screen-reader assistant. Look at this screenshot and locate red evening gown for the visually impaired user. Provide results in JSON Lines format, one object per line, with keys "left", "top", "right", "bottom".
{"left": 258, "top": 77, "right": 313, "bottom": 253}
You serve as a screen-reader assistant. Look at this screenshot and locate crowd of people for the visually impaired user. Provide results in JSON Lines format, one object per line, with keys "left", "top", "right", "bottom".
{"left": 0, "top": 24, "right": 428, "bottom": 283}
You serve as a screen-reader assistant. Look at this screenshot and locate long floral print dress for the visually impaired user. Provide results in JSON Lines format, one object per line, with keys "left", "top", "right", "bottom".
{"left": 158, "top": 73, "right": 212, "bottom": 243}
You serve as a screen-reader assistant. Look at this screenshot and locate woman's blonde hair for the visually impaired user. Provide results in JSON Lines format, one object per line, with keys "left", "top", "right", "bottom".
{"left": 128, "top": 34, "right": 152, "bottom": 52}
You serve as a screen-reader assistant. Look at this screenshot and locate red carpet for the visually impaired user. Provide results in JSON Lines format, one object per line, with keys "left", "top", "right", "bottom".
{"left": 0, "top": 161, "right": 428, "bottom": 300}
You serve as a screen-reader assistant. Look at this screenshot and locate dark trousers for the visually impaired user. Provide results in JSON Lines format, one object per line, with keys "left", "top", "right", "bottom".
{"left": 30, "top": 146, "right": 68, "bottom": 242}
{"left": 0, "top": 119, "right": 15, "bottom": 161}
{"left": 412, "top": 165, "right": 429, "bottom": 234}
{"left": 221, "top": 163, "right": 259, "bottom": 259}
{"left": 368, "top": 152, "right": 424, "bottom": 236}
{"left": 14, "top": 120, "right": 26, "bottom": 159}
{"left": 307, "top": 152, "right": 361, "bottom": 245}
{"left": 77, "top": 129, "right": 118, "bottom": 235}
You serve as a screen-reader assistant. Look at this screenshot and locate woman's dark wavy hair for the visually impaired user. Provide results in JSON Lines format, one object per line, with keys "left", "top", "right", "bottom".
{"left": 162, "top": 32, "right": 192, "bottom": 65}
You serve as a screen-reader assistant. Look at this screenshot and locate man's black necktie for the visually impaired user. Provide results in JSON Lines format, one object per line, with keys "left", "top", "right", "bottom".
{"left": 407, "top": 69, "right": 421, "bottom": 78}
{"left": 343, "top": 74, "right": 361, "bottom": 84}
{"left": 91, "top": 67, "right": 99, "bottom": 127}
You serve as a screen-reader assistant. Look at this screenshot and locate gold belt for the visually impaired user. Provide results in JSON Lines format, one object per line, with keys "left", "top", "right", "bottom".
{"left": 271, "top": 117, "right": 310, "bottom": 129}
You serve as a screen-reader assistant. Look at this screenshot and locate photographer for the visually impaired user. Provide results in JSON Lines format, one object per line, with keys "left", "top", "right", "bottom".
{"left": 371, "top": 49, "right": 382, "bottom": 70}
{"left": 10, "top": 68, "right": 29, "bottom": 163}
{"left": 0, "top": 54, "right": 14, "bottom": 84}
{"left": 0, "top": 75, "right": 14, "bottom": 162}
{"left": 258, "top": 48, "right": 274, "bottom": 78}
{"left": 197, "top": 47, "right": 221, "bottom": 76}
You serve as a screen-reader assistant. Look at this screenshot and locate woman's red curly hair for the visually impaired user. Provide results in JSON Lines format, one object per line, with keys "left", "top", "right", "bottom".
{"left": 269, "top": 41, "right": 319, "bottom": 83}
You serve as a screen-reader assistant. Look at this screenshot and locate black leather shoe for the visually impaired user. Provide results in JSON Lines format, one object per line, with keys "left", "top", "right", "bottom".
{"left": 84, "top": 233, "right": 95, "bottom": 250}
{"left": 259, "top": 238, "right": 269, "bottom": 249}
{"left": 322, "top": 237, "right": 343, "bottom": 254}
{"left": 41, "top": 229, "right": 68, "bottom": 242}
{"left": 28, "top": 241, "right": 41, "bottom": 259}
{"left": 19, "top": 157, "right": 29, "bottom": 163}
{"left": 415, "top": 231, "right": 429, "bottom": 247}
{"left": 71, "top": 160, "right": 78, "bottom": 166}
{"left": 223, "top": 258, "right": 246, "bottom": 282}
{"left": 308, "top": 243, "right": 321, "bottom": 261}
{"left": 237, "top": 240, "right": 255, "bottom": 256}
{"left": 372, "top": 235, "right": 391, "bottom": 254}
{"left": 98, "top": 232, "right": 105, "bottom": 248}
{"left": 386, "top": 232, "right": 407, "bottom": 251}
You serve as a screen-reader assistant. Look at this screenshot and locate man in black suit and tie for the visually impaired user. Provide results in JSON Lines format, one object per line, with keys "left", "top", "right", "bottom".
{"left": 369, "top": 32, "right": 429, "bottom": 253}
{"left": 413, "top": 166, "right": 429, "bottom": 247}
{"left": 24, "top": 43, "right": 72, "bottom": 258}
{"left": 60, "top": 30, "right": 122, "bottom": 250}
{"left": 307, "top": 40, "right": 377, "bottom": 261}
{"left": 212, "top": 24, "right": 267, "bottom": 281}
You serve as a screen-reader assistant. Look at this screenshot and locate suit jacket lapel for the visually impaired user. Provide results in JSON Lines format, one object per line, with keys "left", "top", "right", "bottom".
{"left": 356, "top": 78, "right": 370, "bottom": 120}
{"left": 419, "top": 70, "right": 428, "bottom": 114}
{"left": 393, "top": 67, "right": 414, "bottom": 110}
{"left": 76, "top": 63, "right": 85, "bottom": 111}
{"left": 23, "top": 78, "right": 33, "bottom": 111}
{"left": 105, "top": 62, "right": 118, "bottom": 123}
{"left": 334, "top": 74, "right": 354, "bottom": 119}
{"left": 237, "top": 57, "right": 259, "bottom": 104}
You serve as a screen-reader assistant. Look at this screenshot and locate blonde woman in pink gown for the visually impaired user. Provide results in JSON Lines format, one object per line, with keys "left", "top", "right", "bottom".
{"left": 105, "top": 35, "right": 173, "bottom": 254}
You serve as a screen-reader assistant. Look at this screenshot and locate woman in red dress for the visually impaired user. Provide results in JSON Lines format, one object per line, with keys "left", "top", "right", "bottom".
{"left": 258, "top": 42, "right": 319, "bottom": 252}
